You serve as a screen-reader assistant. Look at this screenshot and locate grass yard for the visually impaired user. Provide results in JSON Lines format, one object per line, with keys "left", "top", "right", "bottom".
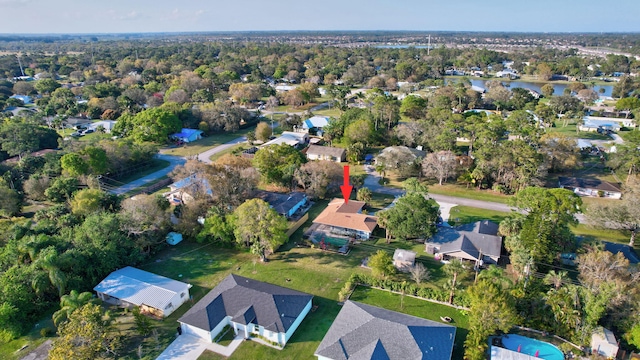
{"left": 429, "top": 184, "right": 512, "bottom": 204}
{"left": 546, "top": 122, "right": 612, "bottom": 140}
{"left": 367, "top": 192, "right": 396, "bottom": 211}
{"left": 349, "top": 286, "right": 469, "bottom": 360}
{"left": 571, "top": 224, "right": 632, "bottom": 244}
{"left": 208, "top": 143, "right": 249, "bottom": 162}
{"left": 136, "top": 239, "right": 375, "bottom": 360}
{"left": 448, "top": 206, "right": 511, "bottom": 227}
{"left": 114, "top": 159, "right": 170, "bottom": 184}
{"left": 312, "top": 107, "right": 342, "bottom": 118}
{"left": 160, "top": 124, "right": 257, "bottom": 157}
{"left": 0, "top": 311, "right": 55, "bottom": 360}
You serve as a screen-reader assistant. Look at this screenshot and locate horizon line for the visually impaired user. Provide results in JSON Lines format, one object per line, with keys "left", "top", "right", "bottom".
{"left": 1, "top": 30, "right": 640, "bottom": 36}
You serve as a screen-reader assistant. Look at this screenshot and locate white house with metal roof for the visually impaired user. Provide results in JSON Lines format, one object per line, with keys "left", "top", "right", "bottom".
{"left": 94, "top": 266, "right": 191, "bottom": 318}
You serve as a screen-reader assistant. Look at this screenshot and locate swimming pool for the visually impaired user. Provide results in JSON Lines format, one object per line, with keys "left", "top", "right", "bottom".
{"left": 501, "top": 334, "right": 564, "bottom": 360}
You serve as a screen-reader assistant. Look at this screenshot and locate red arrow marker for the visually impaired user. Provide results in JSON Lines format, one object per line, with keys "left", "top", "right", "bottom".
{"left": 340, "top": 165, "right": 353, "bottom": 204}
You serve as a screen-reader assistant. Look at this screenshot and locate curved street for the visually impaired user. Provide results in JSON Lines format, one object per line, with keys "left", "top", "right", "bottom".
{"left": 110, "top": 154, "right": 186, "bottom": 195}
{"left": 197, "top": 136, "right": 247, "bottom": 163}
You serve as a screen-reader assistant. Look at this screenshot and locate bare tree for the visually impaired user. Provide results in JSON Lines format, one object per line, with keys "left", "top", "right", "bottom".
{"left": 409, "top": 263, "right": 430, "bottom": 285}
{"left": 422, "top": 151, "right": 458, "bottom": 185}
{"left": 587, "top": 178, "right": 640, "bottom": 246}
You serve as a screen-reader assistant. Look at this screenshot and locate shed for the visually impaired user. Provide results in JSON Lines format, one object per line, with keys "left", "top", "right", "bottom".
{"left": 393, "top": 249, "right": 417, "bottom": 272}
{"left": 591, "top": 327, "right": 619, "bottom": 358}
{"left": 166, "top": 232, "right": 183, "bottom": 245}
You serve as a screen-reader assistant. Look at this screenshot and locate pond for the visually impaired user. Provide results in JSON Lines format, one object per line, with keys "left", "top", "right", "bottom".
{"left": 500, "top": 334, "right": 564, "bottom": 360}
{"left": 446, "top": 78, "right": 614, "bottom": 97}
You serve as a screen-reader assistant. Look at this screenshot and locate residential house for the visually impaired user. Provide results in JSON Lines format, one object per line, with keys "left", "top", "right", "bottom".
{"left": 591, "top": 327, "right": 619, "bottom": 358}
{"left": 94, "top": 266, "right": 191, "bottom": 318}
{"left": 88, "top": 120, "right": 117, "bottom": 133}
{"left": 393, "top": 249, "right": 416, "bottom": 272}
{"left": 315, "top": 300, "right": 456, "bottom": 360}
{"left": 262, "top": 131, "right": 309, "bottom": 148}
{"left": 558, "top": 177, "right": 622, "bottom": 199}
{"left": 426, "top": 220, "right": 502, "bottom": 264}
{"left": 495, "top": 69, "right": 519, "bottom": 79}
{"left": 178, "top": 274, "right": 313, "bottom": 348}
{"left": 603, "top": 242, "right": 639, "bottom": 264}
{"left": 301, "top": 116, "right": 330, "bottom": 135}
{"left": 255, "top": 191, "right": 309, "bottom": 218}
{"left": 306, "top": 145, "right": 346, "bottom": 163}
{"left": 9, "top": 94, "right": 32, "bottom": 104}
{"left": 312, "top": 199, "right": 378, "bottom": 239}
{"left": 579, "top": 116, "right": 636, "bottom": 132}
{"left": 170, "top": 128, "right": 204, "bottom": 143}
{"left": 164, "top": 174, "right": 212, "bottom": 204}
{"left": 275, "top": 84, "right": 295, "bottom": 92}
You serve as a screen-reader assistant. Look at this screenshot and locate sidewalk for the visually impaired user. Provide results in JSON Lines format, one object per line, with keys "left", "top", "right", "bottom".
{"left": 156, "top": 333, "right": 244, "bottom": 360}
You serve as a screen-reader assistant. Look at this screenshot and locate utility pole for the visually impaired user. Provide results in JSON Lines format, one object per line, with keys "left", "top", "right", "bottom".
{"left": 427, "top": 35, "right": 431, "bottom": 56}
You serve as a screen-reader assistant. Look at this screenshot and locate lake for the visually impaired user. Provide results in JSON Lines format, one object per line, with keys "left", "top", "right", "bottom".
{"left": 446, "top": 78, "right": 614, "bottom": 98}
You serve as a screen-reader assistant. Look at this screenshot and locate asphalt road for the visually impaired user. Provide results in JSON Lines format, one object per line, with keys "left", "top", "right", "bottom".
{"left": 109, "top": 154, "right": 185, "bottom": 195}
{"left": 361, "top": 165, "right": 588, "bottom": 224}
{"left": 197, "top": 136, "right": 247, "bottom": 163}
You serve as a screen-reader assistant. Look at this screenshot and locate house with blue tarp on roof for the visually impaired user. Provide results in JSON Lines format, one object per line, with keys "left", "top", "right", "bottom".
{"left": 164, "top": 173, "right": 212, "bottom": 204}
{"left": 170, "top": 128, "right": 204, "bottom": 143}
{"left": 300, "top": 116, "right": 330, "bottom": 136}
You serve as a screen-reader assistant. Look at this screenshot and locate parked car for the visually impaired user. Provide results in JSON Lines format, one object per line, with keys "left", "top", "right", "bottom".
{"left": 82, "top": 129, "right": 95, "bottom": 134}
{"left": 70, "top": 131, "right": 83, "bottom": 137}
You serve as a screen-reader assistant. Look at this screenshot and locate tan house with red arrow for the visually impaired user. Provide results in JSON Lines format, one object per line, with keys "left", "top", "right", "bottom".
{"left": 312, "top": 199, "right": 378, "bottom": 239}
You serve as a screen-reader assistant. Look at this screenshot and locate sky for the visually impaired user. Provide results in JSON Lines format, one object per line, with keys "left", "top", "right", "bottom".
{"left": 0, "top": 0, "right": 639, "bottom": 34}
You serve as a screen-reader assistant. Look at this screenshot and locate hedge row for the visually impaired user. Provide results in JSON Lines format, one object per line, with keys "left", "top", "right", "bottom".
{"left": 344, "top": 273, "right": 471, "bottom": 308}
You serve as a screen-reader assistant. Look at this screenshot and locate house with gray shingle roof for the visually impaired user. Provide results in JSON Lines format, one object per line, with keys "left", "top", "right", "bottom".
{"left": 306, "top": 145, "right": 346, "bottom": 162}
{"left": 93, "top": 266, "right": 191, "bottom": 318}
{"left": 178, "top": 274, "right": 313, "bottom": 347}
{"left": 426, "top": 220, "right": 502, "bottom": 264}
{"left": 315, "top": 300, "right": 456, "bottom": 360}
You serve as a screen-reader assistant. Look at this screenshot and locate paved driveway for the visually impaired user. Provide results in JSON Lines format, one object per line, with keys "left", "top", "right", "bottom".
{"left": 156, "top": 334, "right": 243, "bottom": 360}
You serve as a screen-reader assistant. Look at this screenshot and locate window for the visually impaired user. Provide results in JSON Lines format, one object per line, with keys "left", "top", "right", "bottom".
{"left": 180, "top": 292, "right": 186, "bottom": 298}
{"left": 165, "top": 302, "right": 173, "bottom": 310}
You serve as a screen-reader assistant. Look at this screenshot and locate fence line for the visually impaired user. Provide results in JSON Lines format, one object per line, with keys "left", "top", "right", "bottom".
{"left": 352, "top": 283, "right": 470, "bottom": 311}
{"left": 286, "top": 213, "right": 309, "bottom": 238}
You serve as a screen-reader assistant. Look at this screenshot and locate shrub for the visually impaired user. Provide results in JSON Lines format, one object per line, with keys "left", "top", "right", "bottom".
{"left": 40, "top": 327, "right": 54, "bottom": 337}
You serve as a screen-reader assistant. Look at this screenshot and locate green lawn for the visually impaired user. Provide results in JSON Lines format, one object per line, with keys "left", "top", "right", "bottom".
{"left": 208, "top": 144, "right": 249, "bottom": 162}
{"left": 350, "top": 286, "right": 468, "bottom": 360}
{"left": 313, "top": 107, "right": 342, "bottom": 118}
{"left": 429, "top": 184, "right": 512, "bottom": 204}
{"left": 114, "top": 159, "right": 170, "bottom": 184}
{"left": 135, "top": 238, "right": 376, "bottom": 360}
{"left": 448, "top": 205, "right": 632, "bottom": 245}
{"left": 160, "top": 125, "right": 257, "bottom": 157}
{"left": 0, "top": 311, "right": 55, "bottom": 360}
{"left": 448, "top": 206, "right": 511, "bottom": 227}
{"left": 546, "top": 122, "right": 612, "bottom": 140}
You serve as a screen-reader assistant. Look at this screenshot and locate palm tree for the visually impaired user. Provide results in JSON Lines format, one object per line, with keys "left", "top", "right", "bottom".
{"left": 31, "top": 246, "right": 67, "bottom": 297}
{"left": 443, "top": 259, "right": 467, "bottom": 304}
{"left": 52, "top": 290, "right": 97, "bottom": 326}
{"left": 477, "top": 265, "right": 513, "bottom": 290}
{"left": 544, "top": 270, "right": 568, "bottom": 290}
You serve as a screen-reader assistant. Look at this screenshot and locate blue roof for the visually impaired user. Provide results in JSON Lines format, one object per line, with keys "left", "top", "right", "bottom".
{"left": 171, "top": 174, "right": 212, "bottom": 195}
{"left": 171, "top": 128, "right": 203, "bottom": 138}
{"left": 302, "top": 116, "right": 330, "bottom": 129}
